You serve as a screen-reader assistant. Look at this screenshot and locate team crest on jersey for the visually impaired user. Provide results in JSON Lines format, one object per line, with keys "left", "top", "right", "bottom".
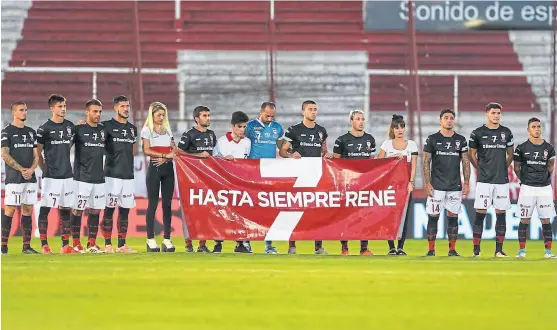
{"left": 455, "top": 140, "right": 460, "bottom": 150}
{"left": 29, "top": 131, "right": 34, "bottom": 141}
{"left": 100, "top": 130, "right": 105, "bottom": 141}
{"left": 209, "top": 134, "right": 214, "bottom": 145}
{"left": 544, "top": 149, "right": 548, "bottom": 160}
{"left": 272, "top": 128, "right": 278, "bottom": 138}
{"left": 130, "top": 128, "right": 135, "bottom": 138}
{"left": 366, "top": 140, "right": 372, "bottom": 151}
{"left": 318, "top": 131, "right": 323, "bottom": 142}
{"left": 501, "top": 132, "right": 506, "bottom": 142}
{"left": 66, "top": 126, "right": 72, "bottom": 137}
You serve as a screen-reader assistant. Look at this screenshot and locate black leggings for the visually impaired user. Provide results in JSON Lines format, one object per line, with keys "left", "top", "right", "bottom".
{"left": 146, "top": 161, "right": 175, "bottom": 240}
{"left": 388, "top": 193, "right": 412, "bottom": 250}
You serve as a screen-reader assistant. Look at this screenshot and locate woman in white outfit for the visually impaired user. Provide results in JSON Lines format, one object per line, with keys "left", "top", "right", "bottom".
{"left": 377, "top": 115, "right": 418, "bottom": 256}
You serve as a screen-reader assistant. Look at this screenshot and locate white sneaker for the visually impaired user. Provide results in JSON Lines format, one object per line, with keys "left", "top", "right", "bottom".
{"left": 494, "top": 251, "right": 509, "bottom": 258}
{"left": 146, "top": 239, "right": 160, "bottom": 252}
{"left": 86, "top": 245, "right": 105, "bottom": 254}
{"left": 161, "top": 239, "right": 176, "bottom": 252}
{"left": 544, "top": 253, "right": 557, "bottom": 259}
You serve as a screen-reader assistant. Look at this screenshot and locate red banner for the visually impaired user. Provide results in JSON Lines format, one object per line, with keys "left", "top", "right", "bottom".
{"left": 174, "top": 156, "right": 410, "bottom": 241}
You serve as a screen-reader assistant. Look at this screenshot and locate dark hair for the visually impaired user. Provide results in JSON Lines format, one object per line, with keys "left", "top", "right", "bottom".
{"left": 113, "top": 95, "right": 129, "bottom": 105}
{"left": 301, "top": 100, "right": 316, "bottom": 110}
{"left": 48, "top": 94, "right": 66, "bottom": 107}
{"left": 389, "top": 114, "right": 405, "bottom": 139}
{"left": 440, "top": 108, "right": 455, "bottom": 119}
{"left": 231, "top": 111, "right": 249, "bottom": 125}
{"left": 10, "top": 101, "right": 26, "bottom": 111}
{"left": 193, "top": 105, "right": 210, "bottom": 123}
{"left": 261, "top": 102, "right": 276, "bottom": 110}
{"left": 528, "top": 117, "right": 541, "bottom": 127}
{"left": 485, "top": 102, "right": 502, "bottom": 112}
{"left": 85, "top": 99, "right": 103, "bottom": 109}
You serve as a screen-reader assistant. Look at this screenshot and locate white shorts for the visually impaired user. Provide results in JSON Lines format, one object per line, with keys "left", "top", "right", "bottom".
{"left": 473, "top": 182, "right": 511, "bottom": 210}
{"left": 40, "top": 178, "right": 75, "bottom": 208}
{"left": 74, "top": 181, "right": 106, "bottom": 210}
{"left": 4, "top": 182, "right": 38, "bottom": 206}
{"left": 517, "top": 184, "right": 556, "bottom": 219}
{"left": 426, "top": 190, "right": 462, "bottom": 215}
{"left": 105, "top": 177, "right": 135, "bottom": 209}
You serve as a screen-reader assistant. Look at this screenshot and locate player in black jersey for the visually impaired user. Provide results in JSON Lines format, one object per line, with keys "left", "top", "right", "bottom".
{"left": 1, "top": 102, "right": 40, "bottom": 254}
{"left": 422, "top": 109, "right": 470, "bottom": 257}
{"left": 469, "top": 102, "right": 514, "bottom": 257}
{"left": 100, "top": 96, "right": 137, "bottom": 253}
{"left": 513, "top": 118, "right": 557, "bottom": 259}
{"left": 36, "top": 94, "right": 77, "bottom": 254}
{"left": 280, "top": 100, "right": 333, "bottom": 255}
{"left": 70, "top": 99, "right": 107, "bottom": 253}
{"left": 178, "top": 105, "right": 218, "bottom": 253}
{"left": 333, "top": 109, "right": 376, "bottom": 256}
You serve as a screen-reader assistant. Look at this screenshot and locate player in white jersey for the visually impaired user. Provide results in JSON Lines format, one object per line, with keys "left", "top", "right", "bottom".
{"left": 213, "top": 111, "right": 252, "bottom": 253}
{"left": 513, "top": 118, "right": 557, "bottom": 258}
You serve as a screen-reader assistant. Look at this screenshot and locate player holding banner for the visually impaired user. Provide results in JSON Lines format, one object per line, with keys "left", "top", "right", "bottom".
{"left": 280, "top": 100, "right": 333, "bottom": 255}
{"left": 422, "top": 109, "right": 470, "bottom": 257}
{"left": 513, "top": 118, "right": 557, "bottom": 258}
{"left": 245, "top": 102, "right": 283, "bottom": 254}
{"left": 178, "top": 106, "right": 218, "bottom": 253}
{"left": 213, "top": 111, "right": 252, "bottom": 253}
{"left": 469, "top": 102, "right": 514, "bottom": 257}
{"left": 333, "top": 109, "right": 375, "bottom": 256}
{"left": 1, "top": 102, "right": 40, "bottom": 254}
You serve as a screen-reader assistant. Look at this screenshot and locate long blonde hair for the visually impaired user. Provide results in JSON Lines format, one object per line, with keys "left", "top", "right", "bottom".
{"left": 143, "top": 101, "right": 171, "bottom": 134}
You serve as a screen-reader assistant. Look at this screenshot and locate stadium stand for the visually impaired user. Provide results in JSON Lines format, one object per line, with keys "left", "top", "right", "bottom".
{"left": 1, "top": 0, "right": 546, "bottom": 150}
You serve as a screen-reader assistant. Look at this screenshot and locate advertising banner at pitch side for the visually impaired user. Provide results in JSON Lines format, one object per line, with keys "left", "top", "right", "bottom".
{"left": 174, "top": 157, "right": 411, "bottom": 241}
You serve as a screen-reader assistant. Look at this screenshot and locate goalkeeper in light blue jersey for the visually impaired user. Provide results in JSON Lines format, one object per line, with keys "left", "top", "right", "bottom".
{"left": 245, "top": 102, "right": 285, "bottom": 254}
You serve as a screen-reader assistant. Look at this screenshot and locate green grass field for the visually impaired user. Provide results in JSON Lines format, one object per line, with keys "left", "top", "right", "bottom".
{"left": 2, "top": 238, "right": 556, "bottom": 330}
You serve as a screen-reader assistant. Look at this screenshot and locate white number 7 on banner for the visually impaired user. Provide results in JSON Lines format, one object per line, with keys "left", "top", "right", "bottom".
{"left": 260, "top": 158, "right": 323, "bottom": 241}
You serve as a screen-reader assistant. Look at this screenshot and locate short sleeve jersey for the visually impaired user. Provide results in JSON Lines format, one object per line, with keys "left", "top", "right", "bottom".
{"left": 379, "top": 139, "right": 419, "bottom": 162}
{"left": 102, "top": 119, "right": 137, "bottom": 180}
{"left": 333, "top": 132, "right": 376, "bottom": 159}
{"left": 1, "top": 125, "right": 38, "bottom": 184}
{"left": 177, "top": 127, "right": 217, "bottom": 155}
{"left": 73, "top": 123, "right": 106, "bottom": 184}
{"left": 469, "top": 125, "right": 514, "bottom": 184}
{"left": 423, "top": 131, "right": 468, "bottom": 191}
{"left": 513, "top": 140, "right": 556, "bottom": 187}
{"left": 36, "top": 119, "right": 75, "bottom": 179}
{"left": 284, "top": 122, "right": 328, "bottom": 158}
{"left": 245, "top": 119, "right": 284, "bottom": 159}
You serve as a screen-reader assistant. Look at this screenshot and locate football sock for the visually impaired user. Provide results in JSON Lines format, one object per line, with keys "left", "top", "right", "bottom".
{"left": 87, "top": 213, "right": 100, "bottom": 247}
{"left": 427, "top": 215, "right": 439, "bottom": 251}
{"left": 117, "top": 207, "right": 129, "bottom": 248}
{"left": 518, "top": 221, "right": 528, "bottom": 250}
{"left": 447, "top": 215, "right": 458, "bottom": 251}
{"left": 1, "top": 212, "right": 12, "bottom": 246}
{"left": 495, "top": 212, "right": 506, "bottom": 252}
{"left": 102, "top": 207, "right": 115, "bottom": 246}
{"left": 473, "top": 212, "right": 486, "bottom": 250}
{"left": 542, "top": 222, "right": 553, "bottom": 251}
{"left": 38, "top": 206, "right": 51, "bottom": 246}
{"left": 21, "top": 215, "right": 32, "bottom": 249}
{"left": 59, "top": 208, "right": 71, "bottom": 247}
